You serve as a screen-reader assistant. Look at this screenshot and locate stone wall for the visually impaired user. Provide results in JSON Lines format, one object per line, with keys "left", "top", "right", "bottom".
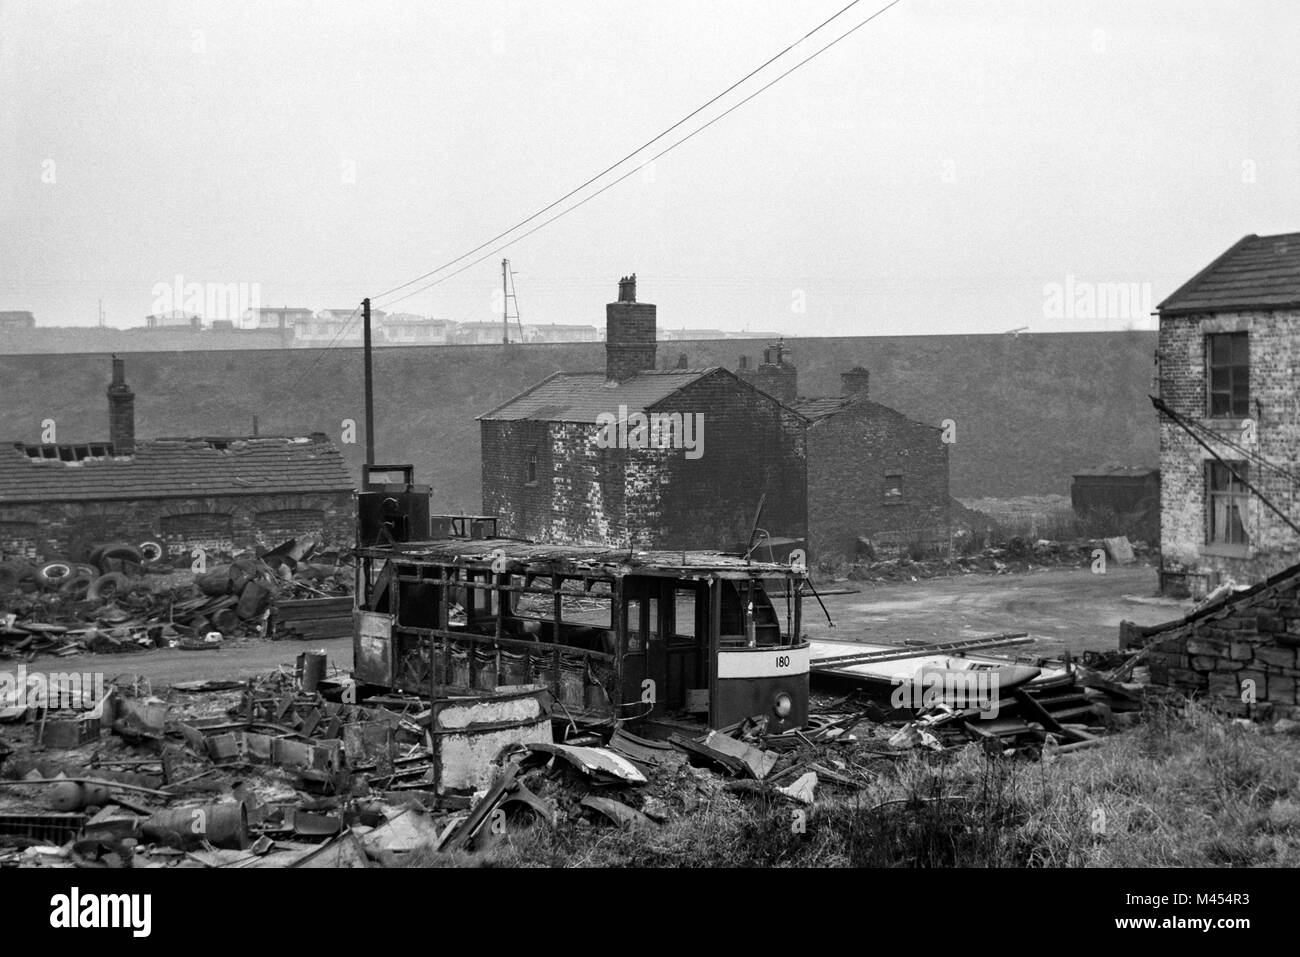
{"left": 0, "top": 490, "right": 355, "bottom": 564}
{"left": 1125, "top": 568, "right": 1300, "bottom": 720}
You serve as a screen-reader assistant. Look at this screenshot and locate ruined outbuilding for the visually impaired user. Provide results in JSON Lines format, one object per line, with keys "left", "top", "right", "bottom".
{"left": 0, "top": 357, "right": 355, "bottom": 564}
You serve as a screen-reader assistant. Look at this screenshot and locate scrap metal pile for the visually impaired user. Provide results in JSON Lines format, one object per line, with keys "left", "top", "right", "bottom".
{"left": 0, "top": 538, "right": 353, "bottom": 659}
{"left": 0, "top": 653, "right": 1151, "bottom": 868}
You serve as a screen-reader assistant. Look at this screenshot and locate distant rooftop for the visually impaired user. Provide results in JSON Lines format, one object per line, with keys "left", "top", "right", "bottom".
{"left": 479, "top": 369, "right": 717, "bottom": 423}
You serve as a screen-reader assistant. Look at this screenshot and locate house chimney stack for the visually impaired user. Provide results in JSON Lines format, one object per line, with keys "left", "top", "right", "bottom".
{"left": 107, "top": 355, "right": 135, "bottom": 454}
{"left": 841, "top": 366, "right": 870, "bottom": 397}
{"left": 738, "top": 339, "right": 797, "bottom": 405}
{"left": 605, "top": 274, "right": 656, "bottom": 383}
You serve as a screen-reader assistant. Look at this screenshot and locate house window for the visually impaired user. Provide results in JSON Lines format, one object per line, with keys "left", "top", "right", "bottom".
{"left": 1207, "top": 332, "right": 1249, "bottom": 417}
{"left": 525, "top": 452, "right": 538, "bottom": 485}
{"left": 1207, "top": 461, "right": 1249, "bottom": 546}
{"left": 883, "top": 473, "right": 903, "bottom": 502}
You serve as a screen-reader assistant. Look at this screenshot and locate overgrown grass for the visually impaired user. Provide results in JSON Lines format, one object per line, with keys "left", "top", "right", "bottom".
{"left": 401, "top": 702, "right": 1300, "bottom": 867}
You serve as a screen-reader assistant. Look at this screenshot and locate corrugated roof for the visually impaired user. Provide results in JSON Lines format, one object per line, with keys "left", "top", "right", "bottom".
{"left": 479, "top": 369, "right": 714, "bottom": 423}
{"left": 0, "top": 434, "right": 355, "bottom": 504}
{"left": 358, "top": 536, "right": 796, "bottom": 575}
{"left": 1072, "top": 465, "right": 1159, "bottom": 478}
{"left": 1159, "top": 232, "right": 1300, "bottom": 314}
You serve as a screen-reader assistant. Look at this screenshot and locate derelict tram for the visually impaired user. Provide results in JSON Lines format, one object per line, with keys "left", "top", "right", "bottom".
{"left": 351, "top": 534, "right": 811, "bottom": 734}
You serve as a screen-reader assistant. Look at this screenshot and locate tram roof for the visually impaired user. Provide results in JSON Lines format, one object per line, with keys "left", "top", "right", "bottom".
{"left": 355, "top": 537, "right": 801, "bottom": 578}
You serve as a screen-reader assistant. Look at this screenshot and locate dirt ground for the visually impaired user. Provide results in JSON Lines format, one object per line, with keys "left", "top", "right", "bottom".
{"left": 17, "top": 565, "right": 1186, "bottom": 687}
{"left": 808, "top": 564, "right": 1186, "bottom": 658}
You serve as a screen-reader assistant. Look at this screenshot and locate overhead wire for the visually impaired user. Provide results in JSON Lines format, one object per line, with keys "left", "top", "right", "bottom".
{"left": 375, "top": 0, "right": 906, "bottom": 311}
{"left": 369, "top": 0, "right": 882, "bottom": 306}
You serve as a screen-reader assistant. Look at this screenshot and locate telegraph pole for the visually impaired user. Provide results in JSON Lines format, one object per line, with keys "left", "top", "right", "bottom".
{"left": 502, "top": 259, "right": 510, "bottom": 345}
{"left": 363, "top": 297, "right": 375, "bottom": 464}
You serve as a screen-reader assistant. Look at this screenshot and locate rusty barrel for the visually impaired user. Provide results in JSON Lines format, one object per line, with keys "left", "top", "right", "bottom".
{"left": 143, "top": 800, "right": 248, "bottom": 849}
{"left": 297, "top": 650, "right": 328, "bottom": 692}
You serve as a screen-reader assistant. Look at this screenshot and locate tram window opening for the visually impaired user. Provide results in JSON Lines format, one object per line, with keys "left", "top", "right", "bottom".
{"left": 625, "top": 598, "right": 643, "bottom": 653}
{"left": 672, "top": 589, "right": 696, "bottom": 639}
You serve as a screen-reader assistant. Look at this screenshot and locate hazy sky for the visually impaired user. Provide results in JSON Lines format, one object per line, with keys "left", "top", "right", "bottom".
{"left": 2, "top": 0, "right": 1297, "bottom": 336}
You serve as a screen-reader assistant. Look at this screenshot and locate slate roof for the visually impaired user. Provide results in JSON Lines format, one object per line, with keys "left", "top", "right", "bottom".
{"left": 1159, "top": 232, "right": 1300, "bottom": 315}
{"left": 793, "top": 396, "right": 858, "bottom": 421}
{"left": 794, "top": 395, "right": 938, "bottom": 432}
{"left": 479, "top": 369, "right": 716, "bottom": 423}
{"left": 0, "top": 434, "right": 355, "bottom": 504}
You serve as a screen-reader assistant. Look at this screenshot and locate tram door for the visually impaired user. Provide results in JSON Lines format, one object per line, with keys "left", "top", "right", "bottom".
{"left": 622, "top": 577, "right": 667, "bottom": 717}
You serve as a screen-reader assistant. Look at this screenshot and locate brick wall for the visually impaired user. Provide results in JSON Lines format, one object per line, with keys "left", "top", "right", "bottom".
{"left": 1159, "top": 309, "right": 1300, "bottom": 592}
{"left": 629, "top": 373, "right": 807, "bottom": 551}
{"left": 1127, "top": 570, "right": 1300, "bottom": 720}
{"left": 480, "top": 419, "right": 558, "bottom": 540}
{"left": 806, "top": 401, "right": 950, "bottom": 561}
{"left": 605, "top": 301, "right": 657, "bottom": 383}
{"left": 0, "top": 490, "right": 354, "bottom": 564}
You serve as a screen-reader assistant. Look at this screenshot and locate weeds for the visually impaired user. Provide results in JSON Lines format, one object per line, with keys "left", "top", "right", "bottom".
{"left": 402, "top": 701, "right": 1300, "bottom": 867}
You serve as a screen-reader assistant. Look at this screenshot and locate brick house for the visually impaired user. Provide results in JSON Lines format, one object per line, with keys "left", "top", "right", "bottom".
{"left": 736, "top": 345, "right": 951, "bottom": 561}
{"left": 479, "top": 277, "right": 808, "bottom": 552}
{"left": 1156, "top": 232, "right": 1300, "bottom": 597}
{"left": 796, "top": 369, "right": 950, "bottom": 560}
{"left": 0, "top": 357, "right": 355, "bottom": 564}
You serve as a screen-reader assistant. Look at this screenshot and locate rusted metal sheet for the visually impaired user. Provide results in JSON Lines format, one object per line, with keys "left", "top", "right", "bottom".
{"left": 432, "top": 684, "right": 553, "bottom": 794}
{"left": 522, "top": 743, "right": 647, "bottom": 784}
{"left": 354, "top": 611, "right": 394, "bottom": 685}
{"left": 581, "top": 795, "right": 657, "bottom": 829}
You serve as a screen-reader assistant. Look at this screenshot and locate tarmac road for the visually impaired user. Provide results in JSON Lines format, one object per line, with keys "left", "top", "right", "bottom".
{"left": 17, "top": 565, "right": 1185, "bottom": 688}
{"left": 17, "top": 636, "right": 355, "bottom": 689}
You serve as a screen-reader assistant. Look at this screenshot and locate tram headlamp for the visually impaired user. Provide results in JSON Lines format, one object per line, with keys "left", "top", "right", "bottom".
{"left": 773, "top": 692, "right": 793, "bottom": 718}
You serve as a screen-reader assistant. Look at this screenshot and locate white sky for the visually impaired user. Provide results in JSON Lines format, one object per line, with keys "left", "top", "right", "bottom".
{"left": 1, "top": 0, "right": 1297, "bottom": 335}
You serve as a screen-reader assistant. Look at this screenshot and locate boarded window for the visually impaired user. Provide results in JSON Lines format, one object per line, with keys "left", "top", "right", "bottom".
{"left": 254, "top": 508, "right": 326, "bottom": 547}
{"left": 1207, "top": 461, "right": 1249, "bottom": 546}
{"left": 526, "top": 452, "right": 538, "bottom": 485}
{"left": 160, "top": 513, "right": 234, "bottom": 559}
{"left": 1207, "top": 332, "right": 1249, "bottom": 418}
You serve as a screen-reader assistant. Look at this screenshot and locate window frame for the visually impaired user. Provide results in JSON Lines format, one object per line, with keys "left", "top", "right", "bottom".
{"left": 1205, "top": 459, "right": 1250, "bottom": 550}
{"left": 1205, "top": 332, "right": 1249, "bottom": 419}
{"left": 883, "top": 472, "right": 904, "bottom": 504}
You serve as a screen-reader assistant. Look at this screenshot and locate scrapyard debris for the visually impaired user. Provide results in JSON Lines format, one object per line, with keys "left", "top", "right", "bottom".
{"left": 0, "top": 653, "right": 1152, "bottom": 869}
{"left": 0, "top": 537, "right": 354, "bottom": 660}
